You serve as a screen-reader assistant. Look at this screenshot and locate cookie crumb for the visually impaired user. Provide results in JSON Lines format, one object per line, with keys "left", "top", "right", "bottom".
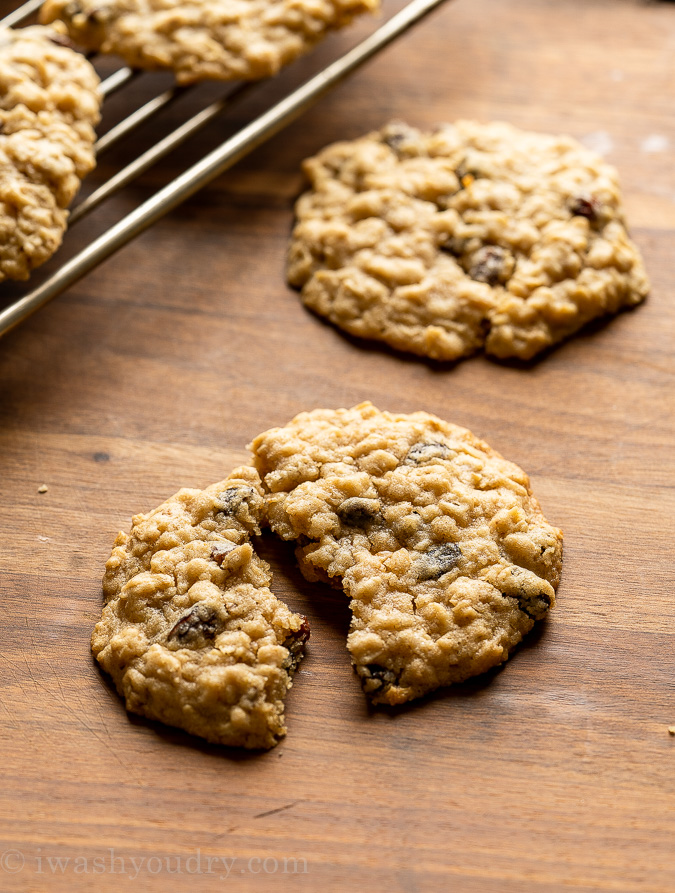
{"left": 668, "top": 727, "right": 675, "bottom": 736}
{"left": 38, "top": 484, "right": 48, "bottom": 493}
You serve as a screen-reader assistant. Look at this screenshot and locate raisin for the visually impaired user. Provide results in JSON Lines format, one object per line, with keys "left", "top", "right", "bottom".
{"left": 417, "top": 544, "right": 462, "bottom": 581}
{"left": 285, "top": 617, "right": 310, "bottom": 654}
{"left": 404, "top": 441, "right": 450, "bottom": 465}
{"left": 168, "top": 604, "right": 221, "bottom": 645}
{"left": 469, "top": 246, "right": 508, "bottom": 285}
{"left": 356, "top": 663, "right": 398, "bottom": 695}
{"left": 216, "top": 486, "right": 254, "bottom": 516}
{"left": 515, "top": 589, "right": 552, "bottom": 620}
{"left": 381, "top": 122, "right": 417, "bottom": 154}
{"left": 282, "top": 617, "right": 311, "bottom": 670}
{"left": 455, "top": 160, "right": 480, "bottom": 189}
{"left": 479, "top": 315, "right": 492, "bottom": 335}
{"left": 570, "top": 195, "right": 600, "bottom": 222}
{"left": 336, "top": 497, "right": 381, "bottom": 528}
{"left": 210, "top": 541, "right": 237, "bottom": 566}
{"left": 383, "top": 132, "right": 406, "bottom": 152}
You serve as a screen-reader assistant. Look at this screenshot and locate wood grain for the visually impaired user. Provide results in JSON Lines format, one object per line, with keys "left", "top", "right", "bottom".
{"left": 1, "top": 0, "right": 674, "bottom": 890}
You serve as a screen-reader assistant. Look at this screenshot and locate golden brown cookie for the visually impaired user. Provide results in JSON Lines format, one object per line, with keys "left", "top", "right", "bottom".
{"left": 41, "top": 0, "right": 379, "bottom": 85}
{"left": 0, "top": 25, "right": 100, "bottom": 282}
{"left": 287, "top": 120, "right": 649, "bottom": 361}
{"left": 94, "top": 467, "right": 309, "bottom": 749}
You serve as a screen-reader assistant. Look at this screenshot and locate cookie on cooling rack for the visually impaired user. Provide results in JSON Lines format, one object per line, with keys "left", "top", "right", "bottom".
{"left": 94, "top": 467, "right": 310, "bottom": 749}
{"left": 251, "top": 403, "right": 562, "bottom": 706}
{"left": 40, "top": 0, "right": 379, "bottom": 85}
{"left": 0, "top": 25, "right": 101, "bottom": 282}
{"left": 287, "top": 120, "right": 649, "bottom": 361}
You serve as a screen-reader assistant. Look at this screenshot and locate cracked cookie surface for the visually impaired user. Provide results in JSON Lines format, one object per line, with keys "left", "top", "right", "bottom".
{"left": 94, "top": 467, "right": 309, "bottom": 749}
{"left": 41, "top": 0, "right": 379, "bottom": 85}
{"left": 0, "top": 25, "right": 101, "bottom": 281}
{"left": 287, "top": 120, "right": 649, "bottom": 361}
{"left": 250, "top": 403, "right": 562, "bottom": 705}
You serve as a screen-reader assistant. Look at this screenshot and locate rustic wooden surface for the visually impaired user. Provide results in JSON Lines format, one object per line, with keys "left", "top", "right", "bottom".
{"left": 1, "top": 0, "right": 674, "bottom": 890}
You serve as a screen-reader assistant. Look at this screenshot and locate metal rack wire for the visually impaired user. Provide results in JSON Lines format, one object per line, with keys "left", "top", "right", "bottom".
{"left": 0, "top": 0, "right": 449, "bottom": 337}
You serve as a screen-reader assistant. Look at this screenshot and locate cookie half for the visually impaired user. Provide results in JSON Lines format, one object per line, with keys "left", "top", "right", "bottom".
{"left": 250, "top": 403, "right": 562, "bottom": 705}
{"left": 0, "top": 25, "right": 101, "bottom": 282}
{"left": 40, "top": 0, "right": 379, "bottom": 85}
{"left": 94, "top": 467, "right": 309, "bottom": 749}
{"left": 287, "top": 120, "right": 649, "bottom": 361}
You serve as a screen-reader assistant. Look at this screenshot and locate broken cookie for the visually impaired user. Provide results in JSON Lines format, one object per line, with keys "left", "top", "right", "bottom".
{"left": 93, "top": 467, "right": 309, "bottom": 749}
{"left": 250, "top": 403, "right": 562, "bottom": 705}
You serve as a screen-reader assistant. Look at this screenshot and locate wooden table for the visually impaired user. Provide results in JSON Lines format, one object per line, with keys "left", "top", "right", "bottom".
{"left": 1, "top": 0, "right": 673, "bottom": 890}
